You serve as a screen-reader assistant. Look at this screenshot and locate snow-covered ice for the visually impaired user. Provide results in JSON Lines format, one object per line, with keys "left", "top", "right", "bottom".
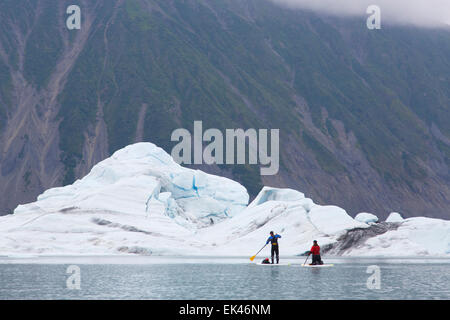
{"left": 386, "top": 212, "right": 404, "bottom": 223}
{"left": 345, "top": 217, "right": 450, "bottom": 256}
{"left": 0, "top": 142, "right": 449, "bottom": 257}
{"left": 355, "top": 212, "right": 379, "bottom": 224}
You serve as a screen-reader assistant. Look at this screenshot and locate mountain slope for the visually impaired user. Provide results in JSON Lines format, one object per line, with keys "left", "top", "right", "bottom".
{"left": 0, "top": 0, "right": 449, "bottom": 218}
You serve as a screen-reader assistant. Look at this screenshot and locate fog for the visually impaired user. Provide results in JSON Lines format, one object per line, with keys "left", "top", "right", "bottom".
{"left": 269, "top": 0, "right": 450, "bottom": 28}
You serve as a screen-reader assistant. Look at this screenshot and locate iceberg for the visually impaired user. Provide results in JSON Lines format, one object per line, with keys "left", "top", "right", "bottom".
{"left": 0, "top": 143, "right": 248, "bottom": 255}
{"left": 14, "top": 143, "right": 248, "bottom": 223}
{"left": 0, "top": 142, "right": 449, "bottom": 257}
{"left": 343, "top": 217, "right": 450, "bottom": 256}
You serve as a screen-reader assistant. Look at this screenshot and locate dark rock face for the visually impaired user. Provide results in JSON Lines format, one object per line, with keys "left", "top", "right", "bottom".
{"left": 0, "top": 0, "right": 449, "bottom": 219}
{"left": 323, "top": 222, "right": 402, "bottom": 255}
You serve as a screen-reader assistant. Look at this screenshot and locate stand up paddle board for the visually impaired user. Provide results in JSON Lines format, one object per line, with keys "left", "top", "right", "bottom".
{"left": 255, "top": 262, "right": 291, "bottom": 266}
{"left": 301, "top": 264, "right": 334, "bottom": 268}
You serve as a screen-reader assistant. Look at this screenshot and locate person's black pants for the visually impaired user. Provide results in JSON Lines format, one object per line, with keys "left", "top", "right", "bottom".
{"left": 271, "top": 245, "right": 279, "bottom": 264}
{"left": 311, "top": 254, "right": 323, "bottom": 265}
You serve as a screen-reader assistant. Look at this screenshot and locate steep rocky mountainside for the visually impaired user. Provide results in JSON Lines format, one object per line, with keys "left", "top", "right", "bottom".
{"left": 0, "top": 0, "right": 449, "bottom": 219}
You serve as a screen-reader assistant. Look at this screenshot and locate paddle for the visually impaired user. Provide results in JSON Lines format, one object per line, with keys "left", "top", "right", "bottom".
{"left": 302, "top": 253, "right": 310, "bottom": 266}
{"left": 250, "top": 244, "right": 267, "bottom": 261}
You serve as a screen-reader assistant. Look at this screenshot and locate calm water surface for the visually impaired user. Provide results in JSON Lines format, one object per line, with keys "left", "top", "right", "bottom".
{"left": 0, "top": 256, "right": 449, "bottom": 300}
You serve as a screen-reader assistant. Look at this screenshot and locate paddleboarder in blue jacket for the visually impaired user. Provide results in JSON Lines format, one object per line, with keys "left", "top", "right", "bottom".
{"left": 266, "top": 231, "right": 282, "bottom": 264}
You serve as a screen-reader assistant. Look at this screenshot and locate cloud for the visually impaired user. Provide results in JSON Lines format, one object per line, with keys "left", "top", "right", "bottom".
{"left": 269, "top": 0, "right": 450, "bottom": 28}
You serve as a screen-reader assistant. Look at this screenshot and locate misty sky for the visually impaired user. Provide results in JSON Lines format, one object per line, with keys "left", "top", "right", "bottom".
{"left": 269, "top": 0, "right": 450, "bottom": 27}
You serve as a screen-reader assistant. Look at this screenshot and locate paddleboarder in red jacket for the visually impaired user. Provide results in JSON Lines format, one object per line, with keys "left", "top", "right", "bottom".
{"left": 308, "top": 240, "right": 323, "bottom": 265}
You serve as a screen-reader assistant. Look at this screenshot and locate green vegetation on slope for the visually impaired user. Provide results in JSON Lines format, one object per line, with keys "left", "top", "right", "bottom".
{"left": 23, "top": 1, "right": 63, "bottom": 89}
{"left": 0, "top": 60, "right": 11, "bottom": 131}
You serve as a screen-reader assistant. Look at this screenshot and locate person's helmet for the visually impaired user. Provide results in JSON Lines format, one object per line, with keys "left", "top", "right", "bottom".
{"left": 313, "top": 240, "right": 317, "bottom": 243}
{"left": 270, "top": 231, "right": 274, "bottom": 235}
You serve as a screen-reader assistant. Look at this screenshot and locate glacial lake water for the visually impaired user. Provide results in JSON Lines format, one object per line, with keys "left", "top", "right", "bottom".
{"left": 0, "top": 256, "right": 449, "bottom": 300}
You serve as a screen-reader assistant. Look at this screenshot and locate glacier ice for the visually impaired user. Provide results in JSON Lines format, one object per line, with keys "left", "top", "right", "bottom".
{"left": 15, "top": 143, "right": 248, "bottom": 224}
{"left": 0, "top": 142, "right": 449, "bottom": 257}
{"left": 345, "top": 217, "right": 450, "bottom": 256}
{"left": 355, "top": 212, "right": 379, "bottom": 224}
{"left": 386, "top": 212, "right": 404, "bottom": 223}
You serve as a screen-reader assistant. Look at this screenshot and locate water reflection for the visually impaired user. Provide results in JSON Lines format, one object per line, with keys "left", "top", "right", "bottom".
{"left": 270, "top": 267, "right": 280, "bottom": 278}
{"left": 0, "top": 260, "right": 449, "bottom": 299}
{"left": 310, "top": 268, "right": 321, "bottom": 276}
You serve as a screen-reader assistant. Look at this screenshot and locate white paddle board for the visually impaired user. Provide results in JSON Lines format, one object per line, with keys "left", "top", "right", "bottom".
{"left": 301, "top": 264, "right": 334, "bottom": 268}
{"left": 255, "top": 262, "right": 291, "bottom": 266}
